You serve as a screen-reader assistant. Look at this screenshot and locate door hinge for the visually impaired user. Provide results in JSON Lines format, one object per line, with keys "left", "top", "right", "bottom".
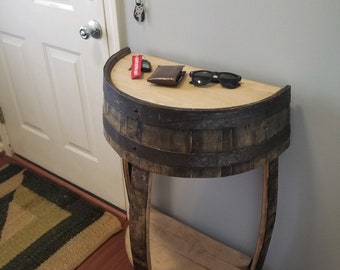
{"left": 0, "top": 107, "right": 5, "bottom": 124}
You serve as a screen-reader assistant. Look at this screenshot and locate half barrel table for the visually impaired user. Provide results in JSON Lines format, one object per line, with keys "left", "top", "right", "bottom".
{"left": 103, "top": 47, "right": 290, "bottom": 270}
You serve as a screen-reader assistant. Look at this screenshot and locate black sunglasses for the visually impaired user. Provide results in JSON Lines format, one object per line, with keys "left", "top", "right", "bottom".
{"left": 189, "top": 70, "right": 241, "bottom": 89}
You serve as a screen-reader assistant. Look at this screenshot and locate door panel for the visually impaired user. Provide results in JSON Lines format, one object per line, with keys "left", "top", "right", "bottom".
{"left": 1, "top": 33, "right": 50, "bottom": 142}
{"left": 45, "top": 45, "right": 97, "bottom": 160}
{"left": 0, "top": 0, "right": 126, "bottom": 209}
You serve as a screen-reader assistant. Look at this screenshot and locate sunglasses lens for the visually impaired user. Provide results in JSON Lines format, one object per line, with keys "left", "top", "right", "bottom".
{"left": 219, "top": 73, "right": 241, "bottom": 88}
{"left": 191, "top": 71, "right": 211, "bottom": 86}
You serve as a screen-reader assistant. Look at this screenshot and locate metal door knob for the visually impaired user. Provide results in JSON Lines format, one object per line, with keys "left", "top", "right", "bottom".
{"left": 79, "top": 20, "right": 102, "bottom": 39}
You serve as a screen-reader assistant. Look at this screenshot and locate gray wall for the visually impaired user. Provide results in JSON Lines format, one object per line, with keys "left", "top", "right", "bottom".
{"left": 117, "top": 1, "right": 340, "bottom": 269}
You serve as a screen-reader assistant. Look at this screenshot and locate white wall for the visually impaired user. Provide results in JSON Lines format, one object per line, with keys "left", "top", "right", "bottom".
{"left": 117, "top": 1, "right": 340, "bottom": 269}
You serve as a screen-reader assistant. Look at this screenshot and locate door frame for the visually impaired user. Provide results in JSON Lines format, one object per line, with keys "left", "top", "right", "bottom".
{"left": 103, "top": 0, "right": 122, "bottom": 54}
{"left": 0, "top": 121, "right": 12, "bottom": 156}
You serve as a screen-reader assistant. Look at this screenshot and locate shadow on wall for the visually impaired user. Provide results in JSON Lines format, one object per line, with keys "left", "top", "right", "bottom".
{"left": 268, "top": 103, "right": 340, "bottom": 269}
{"left": 151, "top": 103, "right": 340, "bottom": 270}
{"left": 151, "top": 167, "right": 263, "bottom": 256}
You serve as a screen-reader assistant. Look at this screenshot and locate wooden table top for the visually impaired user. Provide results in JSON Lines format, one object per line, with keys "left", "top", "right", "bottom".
{"left": 110, "top": 53, "right": 281, "bottom": 109}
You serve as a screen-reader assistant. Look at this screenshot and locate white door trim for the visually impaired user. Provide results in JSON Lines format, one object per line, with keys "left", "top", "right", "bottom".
{"left": 104, "top": 0, "right": 122, "bottom": 54}
{"left": 0, "top": 122, "right": 13, "bottom": 156}
{"left": 103, "top": 0, "right": 128, "bottom": 210}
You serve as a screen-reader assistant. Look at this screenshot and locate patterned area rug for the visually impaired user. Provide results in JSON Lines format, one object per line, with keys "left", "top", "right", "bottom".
{"left": 0, "top": 163, "right": 122, "bottom": 270}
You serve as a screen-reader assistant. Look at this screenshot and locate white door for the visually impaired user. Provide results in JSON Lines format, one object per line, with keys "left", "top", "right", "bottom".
{"left": 0, "top": 0, "right": 126, "bottom": 210}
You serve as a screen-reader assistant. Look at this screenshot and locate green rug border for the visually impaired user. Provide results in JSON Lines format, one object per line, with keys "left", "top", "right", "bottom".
{"left": 0, "top": 164, "right": 107, "bottom": 270}
{"left": 0, "top": 164, "right": 24, "bottom": 234}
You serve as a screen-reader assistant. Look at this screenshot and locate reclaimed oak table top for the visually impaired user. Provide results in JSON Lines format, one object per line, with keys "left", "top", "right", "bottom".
{"left": 103, "top": 47, "right": 291, "bottom": 270}
{"left": 109, "top": 52, "right": 281, "bottom": 110}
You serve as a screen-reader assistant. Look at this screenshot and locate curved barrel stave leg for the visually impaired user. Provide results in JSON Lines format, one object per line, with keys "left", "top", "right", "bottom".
{"left": 250, "top": 158, "right": 279, "bottom": 270}
{"left": 123, "top": 160, "right": 152, "bottom": 270}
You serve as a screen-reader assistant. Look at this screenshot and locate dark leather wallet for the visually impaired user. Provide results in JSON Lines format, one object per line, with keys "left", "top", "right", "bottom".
{"left": 147, "top": 65, "right": 186, "bottom": 86}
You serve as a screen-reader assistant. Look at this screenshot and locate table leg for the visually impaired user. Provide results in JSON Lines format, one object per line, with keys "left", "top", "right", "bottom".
{"left": 123, "top": 160, "right": 152, "bottom": 270}
{"left": 250, "top": 158, "right": 279, "bottom": 270}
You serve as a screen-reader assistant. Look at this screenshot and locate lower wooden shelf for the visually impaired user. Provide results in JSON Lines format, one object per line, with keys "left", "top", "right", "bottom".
{"left": 125, "top": 208, "right": 251, "bottom": 270}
